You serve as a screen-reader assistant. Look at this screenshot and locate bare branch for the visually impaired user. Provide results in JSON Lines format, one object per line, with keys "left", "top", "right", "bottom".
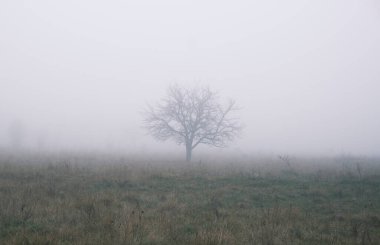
{"left": 142, "top": 84, "right": 242, "bottom": 160}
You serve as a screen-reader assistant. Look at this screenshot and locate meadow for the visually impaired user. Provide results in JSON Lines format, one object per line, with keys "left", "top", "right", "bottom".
{"left": 0, "top": 151, "right": 379, "bottom": 244}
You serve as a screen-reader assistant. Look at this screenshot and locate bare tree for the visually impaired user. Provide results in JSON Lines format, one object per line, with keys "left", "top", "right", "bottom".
{"left": 8, "top": 120, "right": 26, "bottom": 150}
{"left": 143, "top": 84, "right": 242, "bottom": 161}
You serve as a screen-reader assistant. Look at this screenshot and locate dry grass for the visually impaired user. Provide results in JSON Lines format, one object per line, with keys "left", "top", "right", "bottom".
{"left": 0, "top": 151, "right": 379, "bottom": 244}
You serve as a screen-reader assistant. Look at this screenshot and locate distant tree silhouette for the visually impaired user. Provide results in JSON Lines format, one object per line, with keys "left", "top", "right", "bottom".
{"left": 8, "top": 120, "right": 26, "bottom": 150}
{"left": 143, "top": 84, "right": 242, "bottom": 161}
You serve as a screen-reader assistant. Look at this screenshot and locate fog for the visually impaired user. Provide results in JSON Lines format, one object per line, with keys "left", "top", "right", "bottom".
{"left": 1, "top": 0, "right": 379, "bottom": 156}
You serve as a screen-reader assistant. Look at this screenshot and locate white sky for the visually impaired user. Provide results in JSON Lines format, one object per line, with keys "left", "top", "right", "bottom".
{"left": 1, "top": 0, "right": 380, "bottom": 155}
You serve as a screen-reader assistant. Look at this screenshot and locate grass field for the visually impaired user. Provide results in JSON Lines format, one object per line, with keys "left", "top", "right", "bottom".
{"left": 0, "top": 152, "right": 380, "bottom": 244}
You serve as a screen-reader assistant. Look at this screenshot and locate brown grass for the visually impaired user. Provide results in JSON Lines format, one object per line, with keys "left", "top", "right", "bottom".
{"left": 0, "top": 151, "right": 379, "bottom": 244}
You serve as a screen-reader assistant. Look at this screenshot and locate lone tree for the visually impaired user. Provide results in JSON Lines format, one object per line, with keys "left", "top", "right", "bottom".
{"left": 143, "top": 84, "right": 242, "bottom": 161}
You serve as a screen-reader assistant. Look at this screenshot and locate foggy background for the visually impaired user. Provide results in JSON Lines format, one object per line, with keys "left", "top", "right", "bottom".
{"left": 1, "top": 0, "right": 379, "bottom": 156}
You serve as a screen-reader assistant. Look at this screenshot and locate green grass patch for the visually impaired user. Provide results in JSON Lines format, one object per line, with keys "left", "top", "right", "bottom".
{"left": 1, "top": 154, "right": 380, "bottom": 244}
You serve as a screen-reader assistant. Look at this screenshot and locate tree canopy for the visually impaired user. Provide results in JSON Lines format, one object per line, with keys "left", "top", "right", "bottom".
{"left": 143, "top": 84, "right": 242, "bottom": 161}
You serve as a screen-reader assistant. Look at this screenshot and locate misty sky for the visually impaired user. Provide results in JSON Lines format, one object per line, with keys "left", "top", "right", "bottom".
{"left": 1, "top": 0, "right": 380, "bottom": 155}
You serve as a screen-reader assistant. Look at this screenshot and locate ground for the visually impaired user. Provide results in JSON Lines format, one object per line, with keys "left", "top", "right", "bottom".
{"left": 0, "top": 152, "right": 379, "bottom": 244}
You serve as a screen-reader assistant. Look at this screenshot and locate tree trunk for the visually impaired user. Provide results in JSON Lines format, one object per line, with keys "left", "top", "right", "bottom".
{"left": 186, "top": 144, "right": 192, "bottom": 162}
